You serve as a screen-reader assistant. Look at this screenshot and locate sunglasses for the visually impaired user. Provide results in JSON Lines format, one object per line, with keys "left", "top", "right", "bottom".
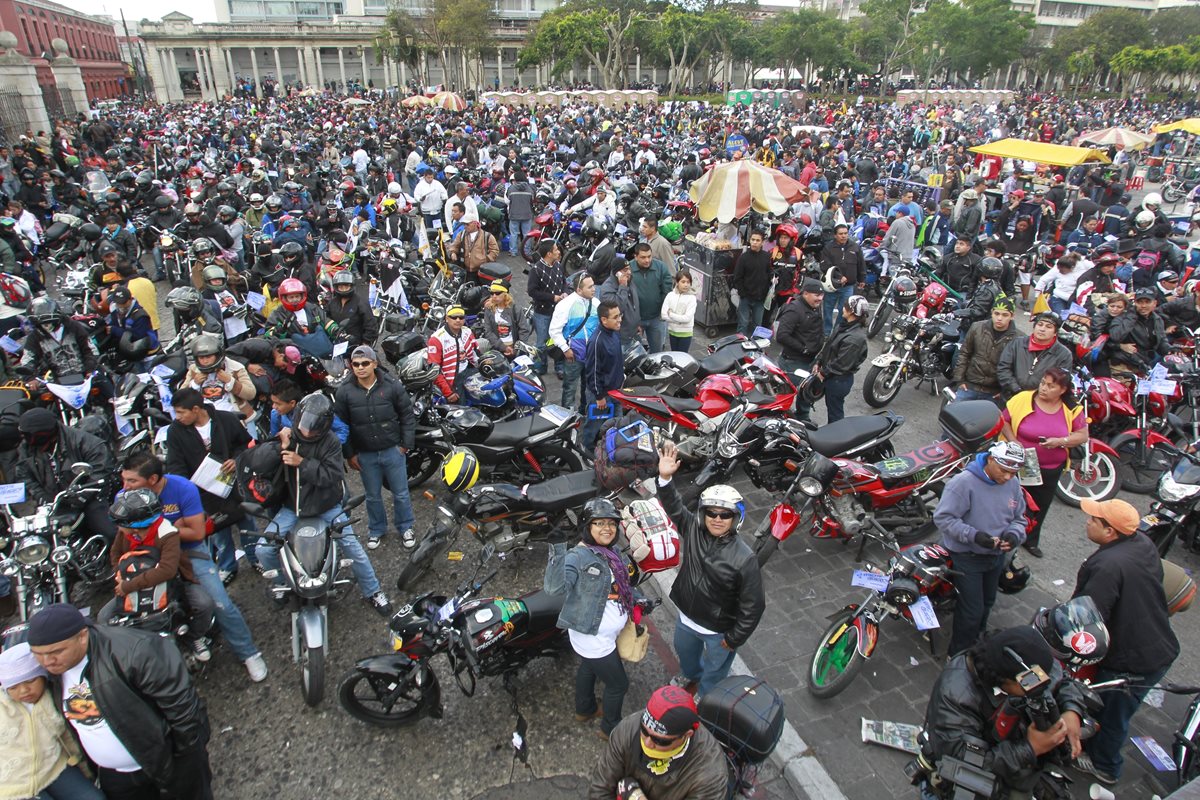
{"left": 446, "top": 314, "right": 465, "bottom": 320}
{"left": 641, "top": 728, "right": 680, "bottom": 748}
{"left": 704, "top": 509, "right": 735, "bottom": 520}
{"left": 490, "top": 291, "right": 505, "bottom": 296}
{"left": 351, "top": 361, "right": 373, "bottom": 368}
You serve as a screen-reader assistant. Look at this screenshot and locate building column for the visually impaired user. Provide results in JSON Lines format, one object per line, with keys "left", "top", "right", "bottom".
{"left": 47, "top": 40, "right": 88, "bottom": 117}
{"left": 338, "top": 48, "right": 346, "bottom": 89}
{"left": 149, "top": 48, "right": 171, "bottom": 103}
{"left": 225, "top": 48, "right": 236, "bottom": 92}
{"left": 209, "top": 44, "right": 230, "bottom": 96}
{"left": 399, "top": 57, "right": 407, "bottom": 88}
{"left": 359, "top": 48, "right": 368, "bottom": 86}
{"left": 313, "top": 47, "right": 324, "bottom": 88}
{"left": 0, "top": 32, "right": 51, "bottom": 133}
{"left": 635, "top": 52, "right": 640, "bottom": 83}
{"left": 168, "top": 48, "right": 183, "bottom": 99}
{"left": 193, "top": 47, "right": 209, "bottom": 99}
{"left": 249, "top": 47, "right": 261, "bottom": 98}
{"left": 496, "top": 48, "right": 503, "bottom": 89}
{"left": 272, "top": 47, "right": 282, "bottom": 85}
{"left": 295, "top": 46, "right": 307, "bottom": 86}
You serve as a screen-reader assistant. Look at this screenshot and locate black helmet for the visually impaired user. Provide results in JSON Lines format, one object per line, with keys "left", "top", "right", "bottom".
{"left": 97, "top": 241, "right": 118, "bottom": 257}
{"left": 265, "top": 195, "right": 283, "bottom": 212}
{"left": 217, "top": 205, "right": 236, "bottom": 223}
{"left": 797, "top": 373, "right": 824, "bottom": 404}
{"left": 166, "top": 286, "right": 205, "bottom": 321}
{"left": 29, "top": 296, "right": 62, "bottom": 328}
{"left": 190, "top": 333, "right": 225, "bottom": 373}
{"left": 582, "top": 498, "right": 621, "bottom": 526}
{"left": 115, "top": 170, "right": 136, "bottom": 184}
{"left": 153, "top": 195, "right": 174, "bottom": 210}
{"left": 978, "top": 257, "right": 1004, "bottom": 280}
{"left": 79, "top": 222, "right": 103, "bottom": 242}
{"left": 1032, "top": 595, "right": 1110, "bottom": 668}
{"left": 216, "top": 181, "right": 234, "bottom": 194}
{"left": 252, "top": 231, "right": 273, "bottom": 256}
{"left": 891, "top": 275, "right": 918, "bottom": 300}
{"left": 477, "top": 351, "right": 510, "bottom": 379}
{"left": 293, "top": 392, "right": 334, "bottom": 442}
{"left": 135, "top": 171, "right": 154, "bottom": 187}
{"left": 998, "top": 558, "right": 1031, "bottom": 594}
{"left": 190, "top": 237, "right": 216, "bottom": 263}
{"left": 331, "top": 270, "right": 355, "bottom": 295}
{"left": 201, "top": 264, "right": 227, "bottom": 291}
{"left": 109, "top": 488, "right": 163, "bottom": 529}
{"left": 279, "top": 241, "right": 304, "bottom": 265}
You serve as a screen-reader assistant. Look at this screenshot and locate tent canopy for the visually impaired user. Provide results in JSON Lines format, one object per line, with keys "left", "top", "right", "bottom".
{"left": 968, "top": 138, "right": 1111, "bottom": 167}
{"left": 1156, "top": 118, "right": 1200, "bottom": 135}
{"left": 689, "top": 160, "right": 806, "bottom": 223}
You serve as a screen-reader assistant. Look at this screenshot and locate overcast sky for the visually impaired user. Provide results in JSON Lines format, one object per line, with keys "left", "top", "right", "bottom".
{"left": 96, "top": 0, "right": 218, "bottom": 24}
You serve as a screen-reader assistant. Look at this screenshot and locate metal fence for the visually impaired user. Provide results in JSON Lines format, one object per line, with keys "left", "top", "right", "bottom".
{"left": 40, "top": 84, "right": 66, "bottom": 123}
{"left": 0, "top": 90, "right": 28, "bottom": 144}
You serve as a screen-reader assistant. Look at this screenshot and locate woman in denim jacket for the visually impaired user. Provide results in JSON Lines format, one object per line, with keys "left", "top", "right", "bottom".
{"left": 545, "top": 498, "right": 637, "bottom": 739}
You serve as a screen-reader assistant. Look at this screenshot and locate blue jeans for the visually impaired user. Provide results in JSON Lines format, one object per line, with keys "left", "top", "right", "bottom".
{"left": 823, "top": 372, "right": 855, "bottom": 424}
{"left": 669, "top": 334, "right": 692, "bottom": 353}
{"left": 152, "top": 245, "right": 165, "bottom": 278}
{"left": 533, "top": 311, "right": 554, "bottom": 375}
{"left": 947, "top": 550, "right": 1007, "bottom": 656}
{"left": 780, "top": 355, "right": 815, "bottom": 419}
{"left": 673, "top": 617, "right": 736, "bottom": 698}
{"left": 263, "top": 504, "right": 381, "bottom": 598}
{"left": 954, "top": 387, "right": 1003, "bottom": 408}
{"left": 822, "top": 286, "right": 853, "bottom": 335}
{"left": 642, "top": 318, "right": 667, "bottom": 354}
{"left": 737, "top": 297, "right": 764, "bottom": 338}
{"left": 508, "top": 218, "right": 532, "bottom": 254}
{"left": 357, "top": 447, "right": 417, "bottom": 541}
{"left": 561, "top": 358, "right": 583, "bottom": 411}
{"left": 1049, "top": 295, "right": 1069, "bottom": 315}
{"left": 187, "top": 551, "right": 261, "bottom": 661}
{"left": 0, "top": 574, "right": 8, "bottom": 597}
{"left": 36, "top": 764, "right": 105, "bottom": 800}
{"left": 1088, "top": 663, "right": 1174, "bottom": 778}
{"left": 209, "top": 526, "right": 238, "bottom": 574}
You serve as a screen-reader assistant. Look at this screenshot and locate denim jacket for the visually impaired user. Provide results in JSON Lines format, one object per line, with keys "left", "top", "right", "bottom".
{"left": 544, "top": 541, "right": 634, "bottom": 636}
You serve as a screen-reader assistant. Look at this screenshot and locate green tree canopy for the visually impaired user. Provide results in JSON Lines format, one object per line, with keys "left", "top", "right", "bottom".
{"left": 1149, "top": 6, "right": 1200, "bottom": 47}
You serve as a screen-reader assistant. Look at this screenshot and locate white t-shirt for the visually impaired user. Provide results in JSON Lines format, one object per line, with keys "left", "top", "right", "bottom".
{"left": 194, "top": 420, "right": 212, "bottom": 448}
{"left": 61, "top": 657, "right": 142, "bottom": 772}
{"left": 568, "top": 599, "right": 628, "bottom": 659}
{"left": 678, "top": 610, "right": 719, "bottom": 637}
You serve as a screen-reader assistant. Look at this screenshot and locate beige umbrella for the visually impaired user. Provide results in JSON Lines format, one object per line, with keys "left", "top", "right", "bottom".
{"left": 432, "top": 91, "right": 467, "bottom": 111}
{"left": 1075, "top": 127, "right": 1156, "bottom": 150}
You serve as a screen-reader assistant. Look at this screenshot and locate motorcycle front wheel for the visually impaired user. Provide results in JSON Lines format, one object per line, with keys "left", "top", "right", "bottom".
{"left": 753, "top": 535, "right": 780, "bottom": 568}
{"left": 520, "top": 234, "right": 541, "bottom": 264}
{"left": 405, "top": 446, "right": 441, "bottom": 489}
{"left": 867, "top": 303, "right": 892, "bottom": 339}
{"left": 338, "top": 664, "right": 434, "bottom": 727}
{"left": 863, "top": 363, "right": 905, "bottom": 408}
{"left": 1111, "top": 433, "right": 1176, "bottom": 494}
{"left": 808, "top": 613, "right": 867, "bottom": 698}
{"left": 1164, "top": 182, "right": 1185, "bottom": 204}
{"left": 1055, "top": 451, "right": 1121, "bottom": 507}
{"left": 300, "top": 634, "right": 325, "bottom": 707}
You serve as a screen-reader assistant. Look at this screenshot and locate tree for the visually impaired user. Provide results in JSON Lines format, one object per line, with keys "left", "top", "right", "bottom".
{"left": 645, "top": 6, "right": 718, "bottom": 97}
{"left": 913, "top": 0, "right": 1032, "bottom": 81}
{"left": 373, "top": 8, "right": 422, "bottom": 83}
{"left": 1052, "top": 9, "right": 1150, "bottom": 69}
{"left": 1149, "top": 6, "right": 1200, "bottom": 47}
{"left": 422, "top": 0, "right": 496, "bottom": 90}
{"left": 1066, "top": 47, "right": 1096, "bottom": 98}
{"left": 852, "top": 0, "right": 929, "bottom": 79}
{"left": 518, "top": 0, "right": 649, "bottom": 89}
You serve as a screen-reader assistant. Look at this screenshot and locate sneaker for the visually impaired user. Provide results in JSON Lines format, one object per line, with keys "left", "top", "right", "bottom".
{"left": 189, "top": 637, "right": 212, "bottom": 663}
{"left": 400, "top": 528, "right": 417, "bottom": 549}
{"left": 367, "top": 591, "right": 392, "bottom": 617}
{"left": 1073, "top": 754, "right": 1117, "bottom": 786}
{"left": 219, "top": 569, "right": 237, "bottom": 587}
{"left": 669, "top": 673, "right": 697, "bottom": 691}
{"left": 244, "top": 653, "right": 268, "bottom": 683}
{"left": 367, "top": 537, "right": 382, "bottom": 550}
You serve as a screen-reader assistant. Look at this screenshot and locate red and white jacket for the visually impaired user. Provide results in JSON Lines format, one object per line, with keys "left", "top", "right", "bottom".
{"left": 427, "top": 326, "right": 479, "bottom": 396}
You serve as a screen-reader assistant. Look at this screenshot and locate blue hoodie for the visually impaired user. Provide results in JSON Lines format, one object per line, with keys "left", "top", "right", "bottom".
{"left": 934, "top": 453, "right": 1027, "bottom": 555}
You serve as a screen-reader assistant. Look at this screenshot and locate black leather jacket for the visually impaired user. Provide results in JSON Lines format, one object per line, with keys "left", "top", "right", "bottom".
{"left": 333, "top": 368, "right": 416, "bottom": 456}
{"left": 324, "top": 290, "right": 379, "bottom": 347}
{"left": 47, "top": 625, "right": 210, "bottom": 788}
{"left": 659, "top": 479, "right": 765, "bottom": 649}
{"left": 921, "top": 654, "right": 1087, "bottom": 795}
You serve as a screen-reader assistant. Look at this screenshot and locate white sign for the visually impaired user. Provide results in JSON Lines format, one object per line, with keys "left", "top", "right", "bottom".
{"left": 332, "top": 341, "right": 349, "bottom": 358}
{"left": 909, "top": 596, "right": 940, "bottom": 631}
{"left": 851, "top": 570, "right": 890, "bottom": 592}
{"left": 1150, "top": 379, "right": 1178, "bottom": 396}
{"left": 246, "top": 292, "right": 267, "bottom": 311}
{"left": 0, "top": 335, "right": 21, "bottom": 354}
{"left": 0, "top": 483, "right": 25, "bottom": 504}
{"left": 47, "top": 376, "right": 93, "bottom": 410}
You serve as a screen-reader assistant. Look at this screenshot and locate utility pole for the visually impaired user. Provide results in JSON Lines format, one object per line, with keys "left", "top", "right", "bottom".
{"left": 119, "top": 9, "right": 149, "bottom": 99}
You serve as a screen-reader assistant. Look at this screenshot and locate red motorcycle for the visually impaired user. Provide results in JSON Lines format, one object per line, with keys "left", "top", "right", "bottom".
{"left": 750, "top": 400, "right": 1006, "bottom": 566}
{"left": 519, "top": 209, "right": 561, "bottom": 264}
{"left": 1054, "top": 369, "right": 1123, "bottom": 506}
{"left": 1108, "top": 364, "right": 1187, "bottom": 494}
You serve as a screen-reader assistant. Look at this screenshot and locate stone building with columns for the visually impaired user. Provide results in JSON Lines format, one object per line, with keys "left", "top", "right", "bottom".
{"left": 138, "top": 0, "right": 566, "bottom": 104}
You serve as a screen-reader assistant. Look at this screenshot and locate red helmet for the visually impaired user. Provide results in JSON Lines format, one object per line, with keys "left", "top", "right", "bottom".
{"left": 801, "top": 138, "right": 812, "bottom": 147}
{"left": 279, "top": 278, "right": 307, "bottom": 312}
{"left": 796, "top": 213, "right": 813, "bottom": 227}
{"left": 340, "top": 180, "right": 356, "bottom": 192}
{"left": 887, "top": 150, "right": 897, "bottom": 157}
{"left": 699, "top": 147, "right": 711, "bottom": 158}
{"left": 640, "top": 140, "right": 651, "bottom": 148}
{"left": 776, "top": 223, "right": 799, "bottom": 242}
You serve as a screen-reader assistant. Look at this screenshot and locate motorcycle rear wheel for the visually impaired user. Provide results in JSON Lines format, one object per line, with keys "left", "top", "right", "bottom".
{"left": 863, "top": 363, "right": 905, "bottom": 408}
{"left": 1111, "top": 433, "right": 1176, "bottom": 494}
{"left": 300, "top": 637, "right": 325, "bottom": 707}
{"left": 808, "top": 613, "right": 867, "bottom": 698}
{"left": 1164, "top": 182, "right": 1185, "bottom": 204}
{"left": 1054, "top": 451, "right": 1121, "bottom": 507}
{"left": 522, "top": 443, "right": 584, "bottom": 480}
{"left": 520, "top": 234, "right": 540, "bottom": 264}
{"left": 338, "top": 666, "right": 432, "bottom": 727}
{"left": 867, "top": 303, "right": 892, "bottom": 339}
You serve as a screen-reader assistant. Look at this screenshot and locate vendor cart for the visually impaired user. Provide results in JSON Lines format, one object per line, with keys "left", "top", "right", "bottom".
{"left": 681, "top": 238, "right": 738, "bottom": 337}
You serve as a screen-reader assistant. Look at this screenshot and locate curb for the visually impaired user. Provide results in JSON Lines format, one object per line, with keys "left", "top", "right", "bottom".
{"left": 646, "top": 567, "right": 848, "bottom": 800}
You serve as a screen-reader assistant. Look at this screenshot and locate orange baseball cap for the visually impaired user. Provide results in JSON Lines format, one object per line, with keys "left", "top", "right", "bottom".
{"left": 1080, "top": 499, "right": 1140, "bottom": 535}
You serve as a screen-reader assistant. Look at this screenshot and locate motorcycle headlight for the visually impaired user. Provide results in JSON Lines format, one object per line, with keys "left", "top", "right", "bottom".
{"left": 1159, "top": 472, "right": 1200, "bottom": 503}
{"left": 50, "top": 545, "right": 72, "bottom": 565}
{"left": 798, "top": 476, "right": 824, "bottom": 497}
{"left": 716, "top": 434, "right": 746, "bottom": 459}
{"left": 14, "top": 535, "right": 50, "bottom": 566}
{"left": 0, "top": 558, "right": 17, "bottom": 576}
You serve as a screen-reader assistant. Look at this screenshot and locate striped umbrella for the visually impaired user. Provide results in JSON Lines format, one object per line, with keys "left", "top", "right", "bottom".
{"left": 432, "top": 91, "right": 467, "bottom": 112}
{"left": 1075, "top": 127, "right": 1156, "bottom": 150}
{"left": 689, "top": 160, "right": 806, "bottom": 223}
{"left": 401, "top": 94, "right": 434, "bottom": 108}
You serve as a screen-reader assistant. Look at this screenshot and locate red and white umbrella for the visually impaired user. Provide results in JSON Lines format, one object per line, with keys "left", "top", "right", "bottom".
{"left": 432, "top": 91, "right": 467, "bottom": 112}
{"left": 689, "top": 160, "right": 806, "bottom": 223}
{"left": 1074, "top": 127, "right": 1156, "bottom": 150}
{"left": 400, "top": 94, "right": 434, "bottom": 108}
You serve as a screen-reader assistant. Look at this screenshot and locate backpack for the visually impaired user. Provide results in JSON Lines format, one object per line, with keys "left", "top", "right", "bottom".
{"left": 1134, "top": 249, "right": 1162, "bottom": 272}
{"left": 620, "top": 499, "right": 680, "bottom": 574}
{"left": 593, "top": 411, "right": 661, "bottom": 492}
{"left": 116, "top": 546, "right": 172, "bottom": 615}
{"left": 235, "top": 440, "right": 287, "bottom": 509}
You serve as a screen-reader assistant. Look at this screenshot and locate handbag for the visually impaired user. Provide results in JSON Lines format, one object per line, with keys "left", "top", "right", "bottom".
{"left": 616, "top": 618, "right": 649, "bottom": 662}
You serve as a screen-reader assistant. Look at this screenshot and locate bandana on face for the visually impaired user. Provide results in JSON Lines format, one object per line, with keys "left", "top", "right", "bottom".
{"left": 641, "top": 733, "right": 691, "bottom": 773}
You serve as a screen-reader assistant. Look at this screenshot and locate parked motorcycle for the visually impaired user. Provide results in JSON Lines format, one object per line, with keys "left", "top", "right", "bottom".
{"left": 242, "top": 492, "right": 366, "bottom": 706}
{"left": 0, "top": 465, "right": 112, "bottom": 621}
{"left": 1140, "top": 445, "right": 1200, "bottom": 557}
{"left": 396, "top": 469, "right": 604, "bottom": 591}
{"left": 863, "top": 312, "right": 961, "bottom": 408}
{"left": 150, "top": 224, "right": 189, "bottom": 287}
{"left": 1053, "top": 369, "right": 1122, "bottom": 506}
{"left": 1110, "top": 371, "right": 1186, "bottom": 494}
{"left": 622, "top": 333, "right": 773, "bottom": 398}
{"left": 340, "top": 546, "right": 580, "bottom": 727}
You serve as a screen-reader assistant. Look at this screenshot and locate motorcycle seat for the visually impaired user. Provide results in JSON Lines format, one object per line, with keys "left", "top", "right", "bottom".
{"left": 697, "top": 348, "right": 746, "bottom": 378}
{"left": 741, "top": 389, "right": 777, "bottom": 406}
{"left": 661, "top": 395, "right": 702, "bottom": 412}
{"left": 524, "top": 470, "right": 599, "bottom": 511}
{"left": 807, "top": 414, "right": 895, "bottom": 458}
{"left": 519, "top": 589, "right": 565, "bottom": 634}
{"left": 486, "top": 414, "right": 557, "bottom": 447}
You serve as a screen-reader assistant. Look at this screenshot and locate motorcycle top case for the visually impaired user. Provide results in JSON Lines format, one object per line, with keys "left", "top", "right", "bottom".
{"left": 697, "top": 676, "right": 785, "bottom": 764}
{"left": 938, "top": 400, "right": 1001, "bottom": 449}
{"left": 477, "top": 261, "right": 512, "bottom": 286}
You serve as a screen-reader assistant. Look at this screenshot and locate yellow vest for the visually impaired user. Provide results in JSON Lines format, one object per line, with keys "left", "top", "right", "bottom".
{"left": 1004, "top": 390, "right": 1084, "bottom": 467}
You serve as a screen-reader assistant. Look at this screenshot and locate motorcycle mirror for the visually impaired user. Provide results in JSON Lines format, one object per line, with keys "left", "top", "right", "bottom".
{"left": 342, "top": 493, "right": 366, "bottom": 512}
{"left": 70, "top": 462, "right": 90, "bottom": 476}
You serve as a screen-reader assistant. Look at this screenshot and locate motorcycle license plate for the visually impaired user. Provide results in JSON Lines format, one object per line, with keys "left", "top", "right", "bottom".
{"left": 1142, "top": 514, "right": 1161, "bottom": 526}
{"left": 871, "top": 354, "right": 898, "bottom": 368}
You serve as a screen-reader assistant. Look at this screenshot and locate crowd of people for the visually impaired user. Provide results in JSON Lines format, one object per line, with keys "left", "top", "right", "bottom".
{"left": 0, "top": 82, "right": 1193, "bottom": 799}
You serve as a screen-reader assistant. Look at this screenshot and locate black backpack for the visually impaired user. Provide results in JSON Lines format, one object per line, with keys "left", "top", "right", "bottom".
{"left": 235, "top": 440, "right": 287, "bottom": 509}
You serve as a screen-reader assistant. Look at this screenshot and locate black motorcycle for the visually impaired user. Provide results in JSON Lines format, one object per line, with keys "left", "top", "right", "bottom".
{"left": 1140, "top": 444, "right": 1200, "bottom": 557}
{"left": 862, "top": 312, "right": 961, "bottom": 408}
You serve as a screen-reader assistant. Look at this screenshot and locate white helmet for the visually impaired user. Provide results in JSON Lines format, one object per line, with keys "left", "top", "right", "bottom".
{"left": 698, "top": 485, "right": 744, "bottom": 530}
{"left": 249, "top": 192, "right": 264, "bottom": 204}
{"left": 1144, "top": 192, "right": 1163, "bottom": 208}
{"left": 387, "top": 181, "right": 402, "bottom": 196}
{"left": 1136, "top": 209, "right": 1155, "bottom": 229}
